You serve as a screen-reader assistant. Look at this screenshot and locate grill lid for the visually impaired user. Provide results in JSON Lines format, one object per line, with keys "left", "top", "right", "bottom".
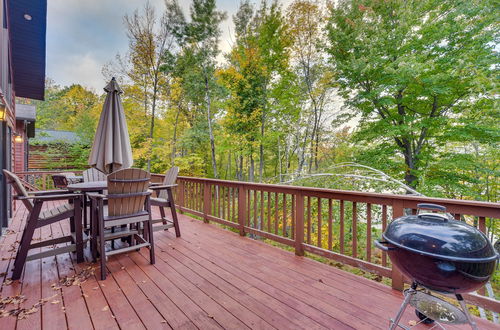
{"left": 383, "top": 204, "right": 497, "bottom": 261}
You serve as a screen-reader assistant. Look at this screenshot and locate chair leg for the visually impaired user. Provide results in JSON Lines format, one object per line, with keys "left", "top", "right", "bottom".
{"left": 13, "top": 203, "right": 42, "bottom": 280}
{"left": 98, "top": 203, "right": 107, "bottom": 281}
{"left": 147, "top": 219, "right": 155, "bottom": 264}
{"left": 167, "top": 188, "right": 181, "bottom": 237}
{"left": 91, "top": 199, "right": 98, "bottom": 262}
{"left": 159, "top": 206, "right": 167, "bottom": 228}
{"left": 83, "top": 195, "right": 88, "bottom": 231}
{"left": 74, "top": 196, "right": 84, "bottom": 263}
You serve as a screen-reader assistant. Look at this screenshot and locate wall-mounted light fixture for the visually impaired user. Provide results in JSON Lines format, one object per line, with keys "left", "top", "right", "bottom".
{"left": 14, "top": 134, "right": 24, "bottom": 143}
{"left": 0, "top": 103, "right": 6, "bottom": 121}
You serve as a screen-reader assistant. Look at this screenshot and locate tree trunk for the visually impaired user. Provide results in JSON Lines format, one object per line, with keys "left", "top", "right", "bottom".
{"left": 146, "top": 75, "right": 158, "bottom": 172}
{"left": 205, "top": 75, "right": 218, "bottom": 179}
{"left": 249, "top": 153, "right": 255, "bottom": 182}
{"left": 259, "top": 113, "right": 265, "bottom": 182}
{"left": 171, "top": 101, "right": 182, "bottom": 165}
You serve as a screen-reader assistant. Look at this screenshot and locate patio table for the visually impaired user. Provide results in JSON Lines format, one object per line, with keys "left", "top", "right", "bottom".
{"left": 67, "top": 180, "right": 107, "bottom": 192}
{"left": 67, "top": 181, "right": 107, "bottom": 230}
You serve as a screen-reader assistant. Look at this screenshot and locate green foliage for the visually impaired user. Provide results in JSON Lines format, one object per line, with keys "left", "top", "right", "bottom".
{"left": 326, "top": 0, "right": 498, "bottom": 189}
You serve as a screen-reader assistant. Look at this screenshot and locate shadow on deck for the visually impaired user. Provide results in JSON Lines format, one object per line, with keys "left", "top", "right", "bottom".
{"left": 0, "top": 202, "right": 495, "bottom": 329}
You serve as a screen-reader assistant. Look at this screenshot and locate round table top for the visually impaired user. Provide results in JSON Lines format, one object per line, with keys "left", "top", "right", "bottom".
{"left": 67, "top": 181, "right": 107, "bottom": 192}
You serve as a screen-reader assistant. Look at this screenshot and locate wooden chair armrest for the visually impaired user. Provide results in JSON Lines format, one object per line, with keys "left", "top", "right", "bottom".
{"left": 87, "top": 192, "right": 107, "bottom": 200}
{"left": 149, "top": 184, "right": 178, "bottom": 191}
{"left": 29, "top": 189, "right": 70, "bottom": 195}
{"left": 18, "top": 193, "right": 83, "bottom": 202}
{"left": 106, "top": 191, "right": 151, "bottom": 199}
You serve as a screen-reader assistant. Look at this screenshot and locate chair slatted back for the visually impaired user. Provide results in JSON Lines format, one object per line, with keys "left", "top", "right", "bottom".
{"left": 107, "top": 168, "right": 150, "bottom": 217}
{"left": 159, "top": 166, "right": 179, "bottom": 200}
{"left": 2, "top": 169, "right": 34, "bottom": 212}
{"left": 83, "top": 168, "right": 107, "bottom": 182}
{"left": 52, "top": 174, "right": 69, "bottom": 189}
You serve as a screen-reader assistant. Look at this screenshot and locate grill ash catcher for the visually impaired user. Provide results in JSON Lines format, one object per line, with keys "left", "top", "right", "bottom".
{"left": 375, "top": 203, "right": 498, "bottom": 330}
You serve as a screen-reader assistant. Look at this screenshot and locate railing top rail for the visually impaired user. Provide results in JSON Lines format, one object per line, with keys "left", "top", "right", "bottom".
{"left": 15, "top": 170, "right": 85, "bottom": 175}
{"left": 176, "top": 176, "right": 500, "bottom": 213}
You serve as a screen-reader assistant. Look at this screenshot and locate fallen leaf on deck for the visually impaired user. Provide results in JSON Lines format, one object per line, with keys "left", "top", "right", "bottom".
{"left": 102, "top": 305, "right": 109, "bottom": 312}
{"left": 4, "top": 279, "right": 13, "bottom": 285}
{"left": 82, "top": 294, "right": 89, "bottom": 298}
{"left": 161, "top": 320, "right": 167, "bottom": 323}
{"left": 408, "top": 320, "right": 417, "bottom": 326}
{"left": 51, "top": 300, "right": 60, "bottom": 304}
{"left": 120, "top": 266, "right": 125, "bottom": 270}
{"left": 93, "top": 287, "right": 99, "bottom": 290}
{"left": 318, "top": 279, "right": 323, "bottom": 283}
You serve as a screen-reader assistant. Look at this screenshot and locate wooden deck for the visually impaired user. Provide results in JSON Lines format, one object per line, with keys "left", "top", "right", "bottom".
{"left": 0, "top": 201, "right": 496, "bottom": 329}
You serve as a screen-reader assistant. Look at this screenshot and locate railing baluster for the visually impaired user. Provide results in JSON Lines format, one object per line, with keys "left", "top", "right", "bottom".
{"left": 340, "top": 200, "right": 345, "bottom": 255}
{"left": 232, "top": 187, "right": 236, "bottom": 222}
{"left": 291, "top": 194, "right": 295, "bottom": 240}
{"left": 479, "top": 216, "right": 486, "bottom": 233}
{"left": 238, "top": 186, "right": 246, "bottom": 236}
{"left": 267, "top": 191, "right": 271, "bottom": 232}
{"left": 352, "top": 202, "right": 357, "bottom": 258}
{"left": 254, "top": 190, "right": 258, "bottom": 229}
{"left": 274, "top": 192, "right": 279, "bottom": 234}
{"left": 295, "top": 193, "right": 305, "bottom": 256}
{"left": 328, "top": 199, "right": 333, "bottom": 251}
{"left": 282, "top": 193, "right": 287, "bottom": 237}
{"left": 382, "top": 205, "right": 387, "bottom": 267}
{"left": 366, "top": 203, "right": 372, "bottom": 263}
{"left": 307, "top": 196, "right": 311, "bottom": 244}
{"left": 203, "top": 182, "right": 210, "bottom": 223}
{"left": 247, "top": 190, "right": 251, "bottom": 226}
{"left": 317, "top": 198, "right": 322, "bottom": 248}
{"left": 260, "top": 190, "right": 264, "bottom": 231}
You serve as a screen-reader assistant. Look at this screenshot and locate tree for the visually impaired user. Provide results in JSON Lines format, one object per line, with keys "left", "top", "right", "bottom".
{"left": 326, "top": 0, "right": 498, "bottom": 189}
{"left": 287, "top": 0, "right": 334, "bottom": 174}
{"left": 168, "top": 0, "right": 226, "bottom": 178}
{"left": 118, "top": 1, "right": 177, "bottom": 171}
{"left": 220, "top": 0, "right": 290, "bottom": 182}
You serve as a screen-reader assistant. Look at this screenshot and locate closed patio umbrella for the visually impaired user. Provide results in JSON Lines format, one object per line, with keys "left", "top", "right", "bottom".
{"left": 88, "top": 77, "right": 133, "bottom": 174}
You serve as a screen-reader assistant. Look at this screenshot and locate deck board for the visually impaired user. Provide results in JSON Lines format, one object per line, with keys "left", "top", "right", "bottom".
{"left": 0, "top": 202, "right": 497, "bottom": 330}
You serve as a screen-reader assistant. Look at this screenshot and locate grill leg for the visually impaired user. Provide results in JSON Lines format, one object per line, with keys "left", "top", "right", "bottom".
{"left": 456, "top": 294, "right": 478, "bottom": 330}
{"left": 390, "top": 282, "right": 418, "bottom": 330}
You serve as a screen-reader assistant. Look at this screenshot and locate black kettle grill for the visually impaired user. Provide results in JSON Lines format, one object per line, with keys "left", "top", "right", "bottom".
{"left": 376, "top": 203, "right": 498, "bottom": 329}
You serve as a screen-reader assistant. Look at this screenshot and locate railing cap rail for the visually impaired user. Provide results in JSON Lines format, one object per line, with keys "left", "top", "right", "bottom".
{"left": 173, "top": 175, "right": 500, "bottom": 211}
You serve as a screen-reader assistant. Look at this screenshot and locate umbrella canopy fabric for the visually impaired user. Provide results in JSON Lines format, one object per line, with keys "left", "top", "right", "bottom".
{"left": 88, "top": 78, "right": 133, "bottom": 174}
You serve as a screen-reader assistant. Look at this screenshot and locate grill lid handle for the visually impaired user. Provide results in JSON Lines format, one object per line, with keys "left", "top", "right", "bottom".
{"left": 417, "top": 203, "right": 447, "bottom": 212}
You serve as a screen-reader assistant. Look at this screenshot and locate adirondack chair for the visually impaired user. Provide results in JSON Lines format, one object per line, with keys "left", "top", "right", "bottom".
{"left": 3, "top": 170, "right": 84, "bottom": 280}
{"left": 52, "top": 174, "right": 69, "bottom": 189}
{"left": 83, "top": 168, "right": 107, "bottom": 182}
{"left": 88, "top": 168, "right": 155, "bottom": 280}
{"left": 149, "top": 166, "right": 180, "bottom": 236}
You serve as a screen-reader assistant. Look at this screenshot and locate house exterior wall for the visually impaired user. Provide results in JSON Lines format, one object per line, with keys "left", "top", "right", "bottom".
{"left": 0, "top": 0, "right": 14, "bottom": 231}
{"left": 14, "top": 119, "right": 26, "bottom": 172}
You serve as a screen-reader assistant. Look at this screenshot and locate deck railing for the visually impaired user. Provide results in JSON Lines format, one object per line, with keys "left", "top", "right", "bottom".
{"left": 14, "top": 170, "right": 84, "bottom": 191}
{"left": 153, "top": 175, "right": 500, "bottom": 313}
{"left": 14, "top": 171, "right": 500, "bottom": 313}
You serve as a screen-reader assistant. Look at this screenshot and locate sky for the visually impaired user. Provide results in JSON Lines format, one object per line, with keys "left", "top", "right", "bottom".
{"left": 46, "top": 0, "right": 292, "bottom": 94}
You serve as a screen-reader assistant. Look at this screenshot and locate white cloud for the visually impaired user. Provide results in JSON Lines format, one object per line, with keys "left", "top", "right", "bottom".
{"left": 46, "top": 0, "right": 296, "bottom": 92}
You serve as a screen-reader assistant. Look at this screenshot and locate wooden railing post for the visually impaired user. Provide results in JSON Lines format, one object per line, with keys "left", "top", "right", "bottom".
{"left": 295, "top": 193, "right": 305, "bottom": 256}
{"left": 238, "top": 186, "right": 247, "bottom": 236}
{"left": 391, "top": 200, "right": 405, "bottom": 291}
{"left": 203, "top": 182, "right": 211, "bottom": 223}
